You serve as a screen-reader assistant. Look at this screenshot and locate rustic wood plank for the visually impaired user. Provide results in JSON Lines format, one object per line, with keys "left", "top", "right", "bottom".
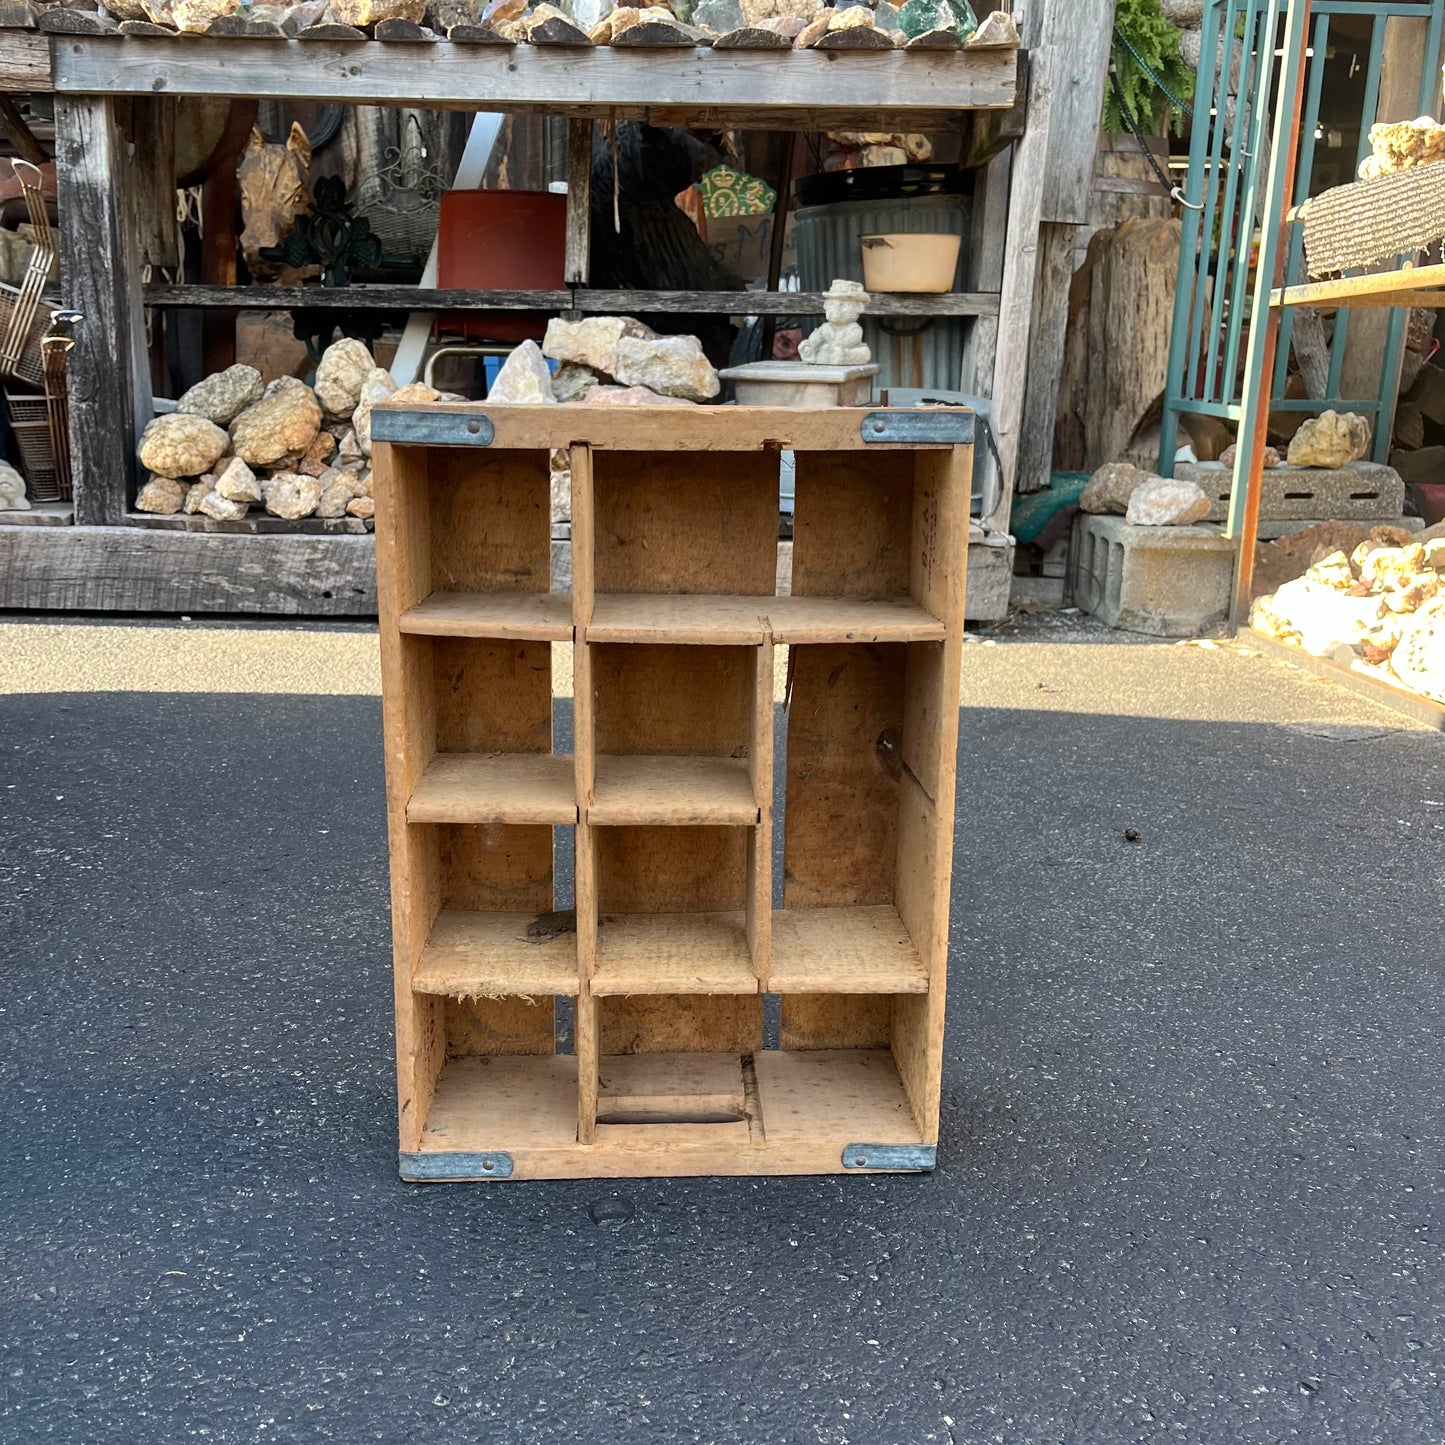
{"left": 1014, "top": 220, "right": 1075, "bottom": 494}
{"left": 407, "top": 752, "right": 577, "bottom": 826}
{"left": 141, "top": 282, "right": 1001, "bottom": 315}
{"left": 400, "top": 590, "right": 573, "bottom": 639}
{"left": 769, "top": 905, "right": 927, "bottom": 993}
{"left": 592, "top": 911, "right": 755, "bottom": 994}
{"left": 596, "top": 1052, "right": 746, "bottom": 1123}
{"left": 0, "top": 28, "right": 51, "bottom": 83}
{"left": 55, "top": 96, "right": 151, "bottom": 527}
{"left": 413, "top": 908, "right": 579, "bottom": 997}
{"left": 1036, "top": 13, "right": 1114, "bottom": 225}
{"left": 589, "top": 754, "right": 758, "bottom": 826}
{"left": 53, "top": 39, "right": 1020, "bottom": 121}
{"left": 130, "top": 96, "right": 179, "bottom": 270}
{"left": 564, "top": 116, "right": 591, "bottom": 286}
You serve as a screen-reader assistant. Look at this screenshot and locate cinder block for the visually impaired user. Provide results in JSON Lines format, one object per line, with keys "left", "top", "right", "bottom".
{"left": 1072, "top": 513, "right": 1235, "bottom": 637}
{"left": 965, "top": 538, "right": 1014, "bottom": 621}
{"left": 1176, "top": 460, "right": 1405, "bottom": 523}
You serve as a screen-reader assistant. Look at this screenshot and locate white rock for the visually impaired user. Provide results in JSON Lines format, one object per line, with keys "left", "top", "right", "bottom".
{"left": 214, "top": 455, "right": 263, "bottom": 504}
{"left": 489, "top": 341, "right": 556, "bottom": 404}
{"left": 352, "top": 368, "right": 398, "bottom": 457}
{"left": 1124, "top": 476, "right": 1211, "bottom": 526}
{"left": 313, "top": 338, "right": 376, "bottom": 418}
{"left": 613, "top": 335, "right": 719, "bottom": 401}
{"left": 1390, "top": 597, "right": 1445, "bottom": 702}
{"left": 542, "top": 315, "right": 655, "bottom": 377}
{"left": 265, "top": 472, "right": 323, "bottom": 520}
{"left": 198, "top": 490, "right": 249, "bottom": 521}
{"left": 552, "top": 363, "right": 600, "bottom": 402}
{"left": 0, "top": 458, "right": 27, "bottom": 510}
{"left": 1249, "top": 576, "right": 1385, "bottom": 656}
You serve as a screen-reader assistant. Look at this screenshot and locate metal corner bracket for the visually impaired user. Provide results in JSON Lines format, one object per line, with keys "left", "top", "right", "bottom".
{"left": 842, "top": 1143, "right": 937, "bottom": 1172}
{"left": 370, "top": 409, "right": 495, "bottom": 448}
{"left": 860, "top": 409, "right": 974, "bottom": 445}
{"left": 399, "top": 1150, "right": 515, "bottom": 1181}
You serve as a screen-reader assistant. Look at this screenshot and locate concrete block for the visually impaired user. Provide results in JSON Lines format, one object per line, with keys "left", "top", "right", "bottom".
{"left": 1177, "top": 460, "right": 1404, "bottom": 523}
{"left": 1072, "top": 513, "right": 1235, "bottom": 637}
{"left": 965, "top": 538, "right": 1014, "bottom": 622}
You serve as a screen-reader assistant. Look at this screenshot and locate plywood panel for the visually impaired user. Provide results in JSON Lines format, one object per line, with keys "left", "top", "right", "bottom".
{"left": 783, "top": 643, "right": 905, "bottom": 908}
{"left": 599, "top": 994, "right": 763, "bottom": 1055}
{"left": 431, "top": 638, "right": 553, "bottom": 754}
{"left": 752, "top": 1049, "right": 921, "bottom": 1145}
{"left": 770, "top": 904, "right": 926, "bottom": 993}
{"left": 597, "top": 825, "right": 745, "bottom": 913}
{"left": 436, "top": 821, "right": 554, "bottom": 912}
{"left": 779, "top": 995, "right": 892, "bottom": 1050}
{"left": 792, "top": 450, "right": 914, "bottom": 598}
{"left": 428, "top": 447, "right": 551, "bottom": 594}
{"left": 593, "top": 912, "right": 755, "bottom": 994}
{"left": 597, "top": 1051, "right": 746, "bottom": 1123}
{"left": 592, "top": 450, "right": 777, "bottom": 596}
{"left": 414, "top": 911, "right": 578, "bottom": 998}
{"left": 446, "top": 994, "right": 556, "bottom": 1056}
{"left": 420, "top": 1055, "right": 578, "bottom": 1152}
{"left": 592, "top": 642, "right": 749, "bottom": 755}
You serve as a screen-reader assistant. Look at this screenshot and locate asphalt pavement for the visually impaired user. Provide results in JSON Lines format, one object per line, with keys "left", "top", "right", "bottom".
{"left": 1, "top": 617, "right": 1442, "bottom": 1444}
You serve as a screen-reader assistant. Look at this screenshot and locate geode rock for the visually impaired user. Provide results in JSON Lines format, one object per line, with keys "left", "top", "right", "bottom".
{"left": 1286, "top": 409, "right": 1371, "bottom": 468}
{"left": 352, "top": 368, "right": 398, "bottom": 457}
{"left": 1079, "top": 461, "right": 1152, "bottom": 515}
{"left": 198, "top": 490, "right": 249, "bottom": 521}
{"left": 134, "top": 476, "right": 188, "bottom": 514}
{"left": 313, "top": 338, "right": 376, "bottom": 418}
{"left": 214, "top": 455, "right": 263, "bottom": 504}
{"left": 347, "top": 495, "right": 376, "bottom": 519}
{"left": 316, "top": 479, "right": 357, "bottom": 518}
{"left": 176, "top": 364, "right": 264, "bottom": 426}
{"left": 612, "top": 335, "right": 719, "bottom": 401}
{"left": 542, "top": 315, "right": 656, "bottom": 377}
{"left": 229, "top": 378, "right": 324, "bottom": 468}
{"left": 1124, "top": 476, "right": 1210, "bottom": 526}
{"left": 490, "top": 340, "right": 556, "bottom": 404}
{"left": 265, "top": 471, "right": 323, "bottom": 520}
{"left": 183, "top": 479, "right": 210, "bottom": 514}
{"left": 327, "top": 0, "right": 425, "bottom": 23}
{"left": 138, "top": 413, "right": 230, "bottom": 479}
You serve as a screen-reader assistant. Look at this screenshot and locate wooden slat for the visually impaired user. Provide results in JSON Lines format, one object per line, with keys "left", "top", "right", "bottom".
{"left": 419, "top": 1055, "right": 580, "bottom": 1152}
{"left": 565, "top": 117, "right": 591, "bottom": 286}
{"left": 589, "top": 754, "right": 758, "bottom": 826}
{"left": 585, "top": 593, "right": 945, "bottom": 645}
{"left": 54, "top": 40, "right": 1020, "bottom": 121}
{"left": 769, "top": 904, "right": 928, "bottom": 994}
{"left": 746, "top": 642, "right": 773, "bottom": 981}
{"left": 592, "top": 911, "right": 756, "bottom": 994}
{"left": 400, "top": 591, "right": 573, "bottom": 640}
{"left": 1271, "top": 263, "right": 1445, "bottom": 309}
{"left": 596, "top": 1052, "right": 746, "bottom": 1124}
{"left": 408, "top": 752, "right": 576, "bottom": 824}
{"left": 752, "top": 1049, "right": 922, "bottom": 1146}
{"left": 0, "top": 30, "right": 52, "bottom": 91}
{"left": 143, "top": 283, "right": 1000, "bottom": 316}
{"left": 413, "top": 908, "right": 579, "bottom": 997}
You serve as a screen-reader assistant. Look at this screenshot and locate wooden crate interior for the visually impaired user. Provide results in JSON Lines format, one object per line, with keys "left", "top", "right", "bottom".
{"left": 376, "top": 410, "right": 969, "bottom": 1178}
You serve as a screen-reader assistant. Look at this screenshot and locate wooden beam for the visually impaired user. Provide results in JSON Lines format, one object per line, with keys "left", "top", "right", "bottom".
{"left": 141, "top": 283, "right": 1002, "bottom": 316}
{"left": 54, "top": 95, "right": 151, "bottom": 527}
{"left": 1036, "top": 0, "right": 1115, "bottom": 225}
{"left": 1271, "top": 263, "right": 1445, "bottom": 309}
{"left": 1013, "top": 219, "right": 1075, "bottom": 494}
{"left": 0, "top": 30, "right": 52, "bottom": 92}
{"left": 0, "top": 526, "right": 377, "bottom": 613}
{"left": 564, "top": 117, "right": 591, "bottom": 286}
{"left": 0, "top": 92, "right": 46, "bottom": 165}
{"left": 52, "top": 39, "right": 1019, "bottom": 125}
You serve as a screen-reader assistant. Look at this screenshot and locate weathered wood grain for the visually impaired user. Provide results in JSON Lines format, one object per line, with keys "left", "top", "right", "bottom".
{"left": 0, "top": 27, "right": 50, "bottom": 87}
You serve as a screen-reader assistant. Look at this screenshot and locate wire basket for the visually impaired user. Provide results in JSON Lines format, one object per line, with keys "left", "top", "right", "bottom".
{"left": 0, "top": 159, "right": 56, "bottom": 388}
{"left": 8, "top": 389, "right": 58, "bottom": 499}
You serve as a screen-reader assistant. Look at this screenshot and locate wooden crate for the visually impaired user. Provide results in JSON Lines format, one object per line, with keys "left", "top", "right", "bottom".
{"left": 372, "top": 403, "right": 972, "bottom": 1180}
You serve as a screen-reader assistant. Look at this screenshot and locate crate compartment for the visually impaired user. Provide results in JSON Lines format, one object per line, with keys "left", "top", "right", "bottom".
{"left": 592, "top": 825, "right": 758, "bottom": 994}
{"left": 587, "top": 644, "right": 763, "bottom": 825}
{"left": 596, "top": 1051, "right": 748, "bottom": 1124}
{"left": 752, "top": 1049, "right": 922, "bottom": 1149}
{"left": 769, "top": 905, "right": 927, "bottom": 993}
{"left": 417, "top": 1054, "right": 580, "bottom": 1160}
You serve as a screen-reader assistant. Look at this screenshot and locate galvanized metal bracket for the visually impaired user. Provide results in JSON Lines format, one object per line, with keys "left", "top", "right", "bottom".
{"left": 370, "top": 409, "right": 495, "bottom": 448}
{"left": 399, "top": 1150, "right": 514, "bottom": 1181}
{"left": 841, "top": 1143, "right": 937, "bottom": 1172}
{"left": 860, "top": 409, "right": 974, "bottom": 445}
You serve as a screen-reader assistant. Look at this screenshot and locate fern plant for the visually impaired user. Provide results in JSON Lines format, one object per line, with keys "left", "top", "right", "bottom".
{"left": 1103, "top": 0, "right": 1196, "bottom": 136}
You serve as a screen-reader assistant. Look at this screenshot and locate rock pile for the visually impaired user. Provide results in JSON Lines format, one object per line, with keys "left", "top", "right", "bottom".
{"left": 507, "top": 317, "right": 720, "bottom": 404}
{"left": 1250, "top": 522, "right": 1445, "bottom": 701}
{"left": 1079, "top": 461, "right": 1210, "bottom": 526}
{"left": 133, "top": 340, "right": 463, "bottom": 522}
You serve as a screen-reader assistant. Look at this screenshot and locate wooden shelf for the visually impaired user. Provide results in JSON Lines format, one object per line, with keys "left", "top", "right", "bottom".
{"left": 589, "top": 754, "right": 758, "bottom": 826}
{"left": 586, "top": 593, "right": 945, "bottom": 645}
{"left": 593, "top": 911, "right": 755, "bottom": 995}
{"left": 413, "top": 909, "right": 579, "bottom": 998}
{"left": 407, "top": 752, "right": 576, "bottom": 825}
{"left": 596, "top": 1051, "right": 747, "bottom": 1125}
{"left": 769, "top": 904, "right": 929, "bottom": 994}
{"left": 753, "top": 1049, "right": 923, "bottom": 1148}
{"left": 401, "top": 591, "right": 573, "bottom": 641}
{"left": 415, "top": 1055, "right": 580, "bottom": 1158}
{"left": 1270, "top": 262, "right": 1445, "bottom": 310}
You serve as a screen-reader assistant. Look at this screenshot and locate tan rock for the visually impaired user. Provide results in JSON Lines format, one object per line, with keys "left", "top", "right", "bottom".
{"left": 1285, "top": 409, "right": 1371, "bottom": 468}
{"left": 313, "top": 338, "right": 376, "bottom": 417}
{"left": 352, "top": 368, "right": 397, "bottom": 457}
{"left": 489, "top": 341, "right": 556, "bottom": 404}
{"left": 327, "top": 0, "right": 425, "bottom": 23}
{"left": 316, "top": 481, "right": 355, "bottom": 518}
{"left": 966, "top": 8, "right": 1018, "bottom": 44}
{"left": 135, "top": 476, "right": 188, "bottom": 515}
{"left": 176, "top": 364, "right": 264, "bottom": 425}
{"left": 389, "top": 381, "right": 444, "bottom": 406}
{"left": 1218, "top": 442, "right": 1281, "bottom": 469}
{"left": 183, "top": 480, "right": 210, "bottom": 514}
{"left": 146, "top": 0, "right": 241, "bottom": 31}
{"left": 1304, "top": 549, "right": 1354, "bottom": 590}
{"left": 214, "top": 455, "right": 263, "bottom": 504}
{"left": 613, "top": 334, "right": 719, "bottom": 401}
{"left": 1124, "top": 476, "right": 1210, "bottom": 526}
{"left": 198, "top": 490, "right": 249, "bottom": 521}
{"left": 581, "top": 385, "right": 699, "bottom": 405}
{"left": 138, "top": 413, "right": 230, "bottom": 479}
{"left": 264, "top": 472, "right": 323, "bottom": 520}
{"left": 347, "top": 495, "right": 376, "bottom": 519}
{"left": 1079, "top": 461, "right": 1152, "bottom": 515}
{"left": 542, "top": 316, "right": 656, "bottom": 377}
{"left": 229, "top": 378, "right": 323, "bottom": 467}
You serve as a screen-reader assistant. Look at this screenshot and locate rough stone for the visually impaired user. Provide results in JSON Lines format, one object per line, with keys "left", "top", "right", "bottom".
{"left": 1217, "top": 442, "right": 1281, "bottom": 469}
{"left": 351, "top": 369, "right": 398, "bottom": 458}
{"left": 229, "top": 378, "right": 323, "bottom": 468}
{"left": 313, "top": 338, "right": 376, "bottom": 417}
{"left": 542, "top": 316, "right": 656, "bottom": 377}
{"left": 337, "top": 427, "right": 364, "bottom": 463}
{"left": 1079, "top": 461, "right": 1152, "bottom": 515}
{"left": 1249, "top": 576, "right": 1385, "bottom": 655}
{"left": 138, "top": 413, "right": 230, "bottom": 479}
{"left": 134, "top": 477, "right": 188, "bottom": 515}
{"left": 0, "top": 459, "right": 27, "bottom": 511}
{"left": 147, "top": 0, "right": 240, "bottom": 31}
{"left": 387, "top": 382, "right": 444, "bottom": 407}
{"left": 296, "top": 432, "right": 338, "bottom": 478}
{"left": 1303, "top": 549, "right": 1354, "bottom": 590}
{"left": 693, "top": 0, "right": 741, "bottom": 28}
{"left": 1125, "top": 476, "right": 1211, "bottom": 526}
{"left": 265, "top": 472, "right": 323, "bottom": 520}
{"left": 316, "top": 481, "right": 356, "bottom": 518}
{"left": 613, "top": 334, "right": 719, "bottom": 401}
{"left": 327, "top": 0, "right": 425, "bottom": 23}
{"left": 489, "top": 341, "right": 556, "bottom": 404}
{"left": 176, "top": 364, "right": 264, "bottom": 425}
{"left": 552, "top": 363, "right": 601, "bottom": 402}
{"left": 1389, "top": 597, "right": 1445, "bottom": 701}
{"left": 581, "top": 384, "right": 698, "bottom": 405}
{"left": 198, "top": 490, "right": 249, "bottom": 521}
{"left": 214, "top": 456, "right": 263, "bottom": 504}
{"left": 347, "top": 496, "right": 376, "bottom": 519}
{"left": 966, "top": 7, "right": 1014, "bottom": 43}
{"left": 183, "top": 480, "right": 210, "bottom": 514}
{"left": 1286, "top": 409, "right": 1371, "bottom": 468}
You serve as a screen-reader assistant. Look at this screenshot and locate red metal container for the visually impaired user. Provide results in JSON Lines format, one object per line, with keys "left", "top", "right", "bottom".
{"left": 435, "top": 190, "right": 567, "bottom": 343}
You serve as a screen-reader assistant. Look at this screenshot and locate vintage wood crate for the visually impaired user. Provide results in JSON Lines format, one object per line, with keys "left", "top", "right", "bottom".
{"left": 371, "top": 402, "right": 972, "bottom": 1180}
